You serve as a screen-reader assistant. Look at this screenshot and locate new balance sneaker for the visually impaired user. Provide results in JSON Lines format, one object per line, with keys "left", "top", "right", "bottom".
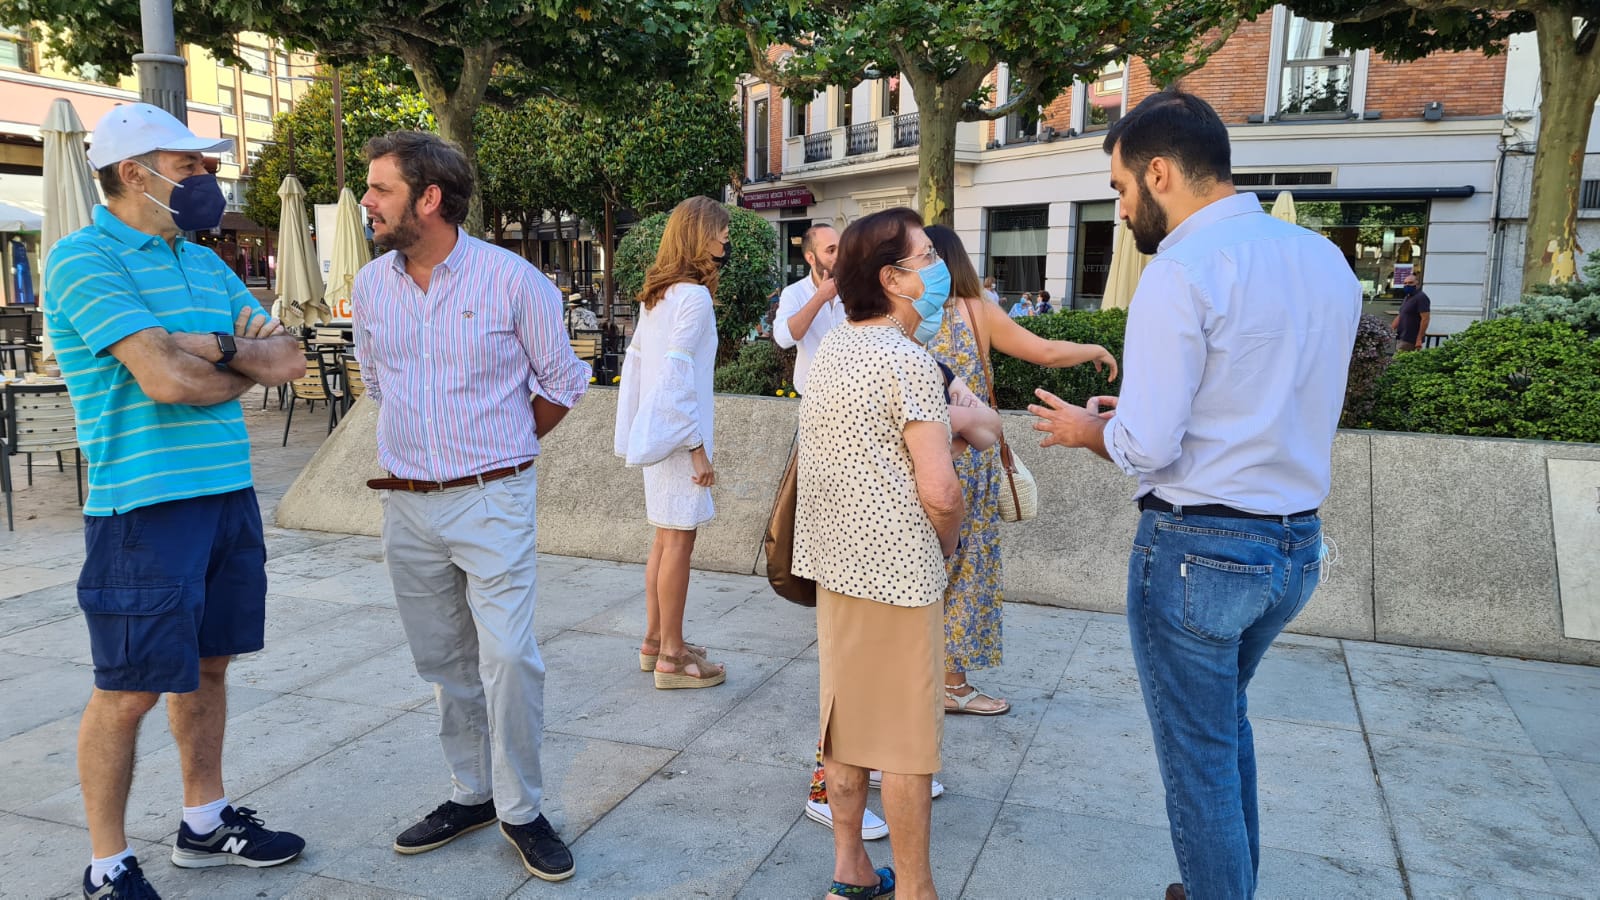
{"left": 868, "top": 771, "right": 945, "bottom": 798}
{"left": 394, "top": 799, "right": 497, "bottom": 854}
{"left": 170, "top": 805, "right": 304, "bottom": 868}
{"left": 500, "top": 815, "right": 574, "bottom": 882}
{"left": 805, "top": 799, "right": 890, "bottom": 840}
{"left": 82, "top": 857, "right": 160, "bottom": 899}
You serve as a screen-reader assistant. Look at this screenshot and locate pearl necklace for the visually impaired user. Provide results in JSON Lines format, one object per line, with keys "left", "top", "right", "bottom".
{"left": 882, "top": 312, "right": 913, "bottom": 339}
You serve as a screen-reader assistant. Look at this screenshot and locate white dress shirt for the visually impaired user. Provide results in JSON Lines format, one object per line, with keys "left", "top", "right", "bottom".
{"left": 773, "top": 273, "right": 847, "bottom": 393}
{"left": 1105, "top": 192, "right": 1361, "bottom": 515}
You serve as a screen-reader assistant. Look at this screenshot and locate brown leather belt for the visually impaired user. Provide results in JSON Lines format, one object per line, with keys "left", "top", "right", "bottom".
{"left": 366, "top": 459, "right": 534, "bottom": 493}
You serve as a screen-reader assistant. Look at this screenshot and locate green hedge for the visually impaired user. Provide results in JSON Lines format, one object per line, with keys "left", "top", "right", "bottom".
{"left": 990, "top": 309, "right": 1127, "bottom": 409}
{"left": 1368, "top": 319, "right": 1600, "bottom": 443}
{"left": 713, "top": 339, "right": 796, "bottom": 397}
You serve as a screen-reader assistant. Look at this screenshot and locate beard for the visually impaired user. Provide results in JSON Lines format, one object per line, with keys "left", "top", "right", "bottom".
{"left": 373, "top": 204, "right": 421, "bottom": 252}
{"left": 1128, "top": 176, "right": 1170, "bottom": 255}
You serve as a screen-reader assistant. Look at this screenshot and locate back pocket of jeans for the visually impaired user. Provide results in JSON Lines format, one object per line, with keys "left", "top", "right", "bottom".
{"left": 1181, "top": 555, "right": 1275, "bottom": 643}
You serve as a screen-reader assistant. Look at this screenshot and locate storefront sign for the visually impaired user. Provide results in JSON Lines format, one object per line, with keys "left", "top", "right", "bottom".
{"left": 740, "top": 187, "right": 815, "bottom": 210}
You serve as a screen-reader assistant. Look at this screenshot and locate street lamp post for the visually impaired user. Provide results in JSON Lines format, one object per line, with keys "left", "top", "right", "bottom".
{"left": 134, "top": 0, "right": 188, "bottom": 121}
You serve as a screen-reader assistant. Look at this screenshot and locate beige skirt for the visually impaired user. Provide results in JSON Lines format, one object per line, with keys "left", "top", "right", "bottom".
{"left": 816, "top": 585, "right": 944, "bottom": 775}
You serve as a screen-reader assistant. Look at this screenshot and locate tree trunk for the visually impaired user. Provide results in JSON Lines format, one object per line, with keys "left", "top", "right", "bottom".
{"left": 394, "top": 40, "right": 497, "bottom": 238}
{"left": 434, "top": 105, "right": 484, "bottom": 237}
{"left": 603, "top": 196, "right": 616, "bottom": 326}
{"left": 1522, "top": 10, "right": 1600, "bottom": 293}
{"left": 917, "top": 103, "right": 960, "bottom": 227}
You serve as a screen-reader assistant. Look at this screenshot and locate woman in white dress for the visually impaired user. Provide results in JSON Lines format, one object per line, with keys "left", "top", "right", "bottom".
{"left": 613, "top": 196, "right": 729, "bottom": 689}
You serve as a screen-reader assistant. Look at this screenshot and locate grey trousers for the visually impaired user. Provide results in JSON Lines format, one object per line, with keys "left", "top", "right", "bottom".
{"left": 381, "top": 465, "right": 544, "bottom": 825}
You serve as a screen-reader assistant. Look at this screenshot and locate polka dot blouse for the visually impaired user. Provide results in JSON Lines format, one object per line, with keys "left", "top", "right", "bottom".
{"left": 792, "top": 323, "right": 952, "bottom": 608}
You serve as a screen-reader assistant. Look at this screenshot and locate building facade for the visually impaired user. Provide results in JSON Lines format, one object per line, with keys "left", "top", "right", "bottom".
{"left": 0, "top": 28, "right": 316, "bottom": 295}
{"left": 733, "top": 6, "right": 1565, "bottom": 335}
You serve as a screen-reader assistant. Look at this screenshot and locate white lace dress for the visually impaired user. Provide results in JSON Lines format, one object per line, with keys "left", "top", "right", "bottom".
{"left": 612, "top": 282, "right": 718, "bottom": 530}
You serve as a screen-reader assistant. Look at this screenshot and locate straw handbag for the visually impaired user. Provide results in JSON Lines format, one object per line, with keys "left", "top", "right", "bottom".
{"left": 962, "top": 297, "right": 1038, "bottom": 522}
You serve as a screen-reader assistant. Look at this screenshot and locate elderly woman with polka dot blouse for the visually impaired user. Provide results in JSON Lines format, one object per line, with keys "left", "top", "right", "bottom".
{"left": 792, "top": 206, "right": 993, "bottom": 900}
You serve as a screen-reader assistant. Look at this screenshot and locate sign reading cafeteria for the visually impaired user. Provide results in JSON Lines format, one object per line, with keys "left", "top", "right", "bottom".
{"left": 739, "top": 186, "right": 815, "bottom": 210}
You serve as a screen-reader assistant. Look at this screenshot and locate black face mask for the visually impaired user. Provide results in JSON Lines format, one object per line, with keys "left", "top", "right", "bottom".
{"left": 711, "top": 240, "right": 730, "bottom": 269}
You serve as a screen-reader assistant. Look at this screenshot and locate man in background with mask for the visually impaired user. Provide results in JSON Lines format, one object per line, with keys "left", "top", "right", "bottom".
{"left": 45, "top": 103, "right": 308, "bottom": 899}
{"left": 1029, "top": 91, "right": 1359, "bottom": 899}
{"left": 1392, "top": 273, "right": 1430, "bottom": 351}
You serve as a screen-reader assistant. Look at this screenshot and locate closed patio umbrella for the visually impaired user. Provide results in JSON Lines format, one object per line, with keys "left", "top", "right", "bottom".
{"left": 1270, "top": 190, "right": 1298, "bottom": 224}
{"left": 321, "top": 187, "right": 368, "bottom": 323}
{"left": 40, "top": 98, "right": 101, "bottom": 361}
{"left": 275, "top": 175, "right": 324, "bottom": 330}
{"left": 1101, "top": 219, "right": 1149, "bottom": 311}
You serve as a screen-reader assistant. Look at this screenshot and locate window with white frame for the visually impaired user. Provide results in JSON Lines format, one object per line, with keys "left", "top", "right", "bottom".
{"left": 788, "top": 93, "right": 809, "bottom": 136}
{"left": 751, "top": 96, "right": 771, "bottom": 179}
{"left": 1278, "top": 15, "right": 1353, "bottom": 117}
{"left": 1081, "top": 60, "right": 1127, "bottom": 134}
{"left": 880, "top": 75, "right": 901, "bottom": 118}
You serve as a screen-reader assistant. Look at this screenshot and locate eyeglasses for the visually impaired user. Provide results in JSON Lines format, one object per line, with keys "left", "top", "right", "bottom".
{"left": 895, "top": 246, "right": 940, "bottom": 269}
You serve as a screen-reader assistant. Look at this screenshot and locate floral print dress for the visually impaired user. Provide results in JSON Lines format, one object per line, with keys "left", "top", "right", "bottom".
{"left": 929, "top": 304, "right": 1004, "bottom": 673}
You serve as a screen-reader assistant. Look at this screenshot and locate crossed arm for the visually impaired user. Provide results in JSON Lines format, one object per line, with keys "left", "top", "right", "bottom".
{"left": 108, "top": 307, "right": 306, "bottom": 407}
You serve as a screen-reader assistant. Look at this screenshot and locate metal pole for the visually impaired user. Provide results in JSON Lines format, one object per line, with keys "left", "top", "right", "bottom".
{"left": 332, "top": 68, "right": 346, "bottom": 194}
{"left": 134, "top": 0, "right": 188, "bottom": 121}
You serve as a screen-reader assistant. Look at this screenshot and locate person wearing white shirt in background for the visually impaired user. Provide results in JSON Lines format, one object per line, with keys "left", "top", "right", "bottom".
{"left": 772, "top": 224, "right": 842, "bottom": 393}
{"left": 1029, "top": 91, "right": 1359, "bottom": 900}
{"left": 981, "top": 275, "right": 1000, "bottom": 305}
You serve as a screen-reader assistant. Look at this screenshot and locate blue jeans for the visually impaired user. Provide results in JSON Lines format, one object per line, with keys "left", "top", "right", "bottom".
{"left": 1126, "top": 508, "right": 1323, "bottom": 900}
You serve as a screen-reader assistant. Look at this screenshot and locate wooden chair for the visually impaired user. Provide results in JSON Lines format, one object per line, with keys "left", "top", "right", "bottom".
{"left": 340, "top": 353, "right": 365, "bottom": 413}
{"left": 3, "top": 383, "right": 83, "bottom": 530}
{"left": 570, "top": 335, "right": 601, "bottom": 362}
{"left": 282, "top": 352, "right": 339, "bottom": 445}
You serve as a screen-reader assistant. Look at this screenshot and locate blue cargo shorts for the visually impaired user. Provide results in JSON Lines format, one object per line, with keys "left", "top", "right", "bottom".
{"left": 77, "top": 488, "right": 268, "bottom": 693}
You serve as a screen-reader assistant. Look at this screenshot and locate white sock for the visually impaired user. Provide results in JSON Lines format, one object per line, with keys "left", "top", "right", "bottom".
{"left": 89, "top": 847, "right": 134, "bottom": 887}
{"left": 183, "top": 796, "right": 229, "bottom": 835}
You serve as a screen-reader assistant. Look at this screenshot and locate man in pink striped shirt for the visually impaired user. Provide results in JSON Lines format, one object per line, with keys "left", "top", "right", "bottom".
{"left": 352, "top": 131, "right": 588, "bottom": 882}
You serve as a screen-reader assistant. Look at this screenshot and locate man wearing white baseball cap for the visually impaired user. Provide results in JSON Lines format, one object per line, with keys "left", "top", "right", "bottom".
{"left": 45, "top": 103, "right": 308, "bottom": 899}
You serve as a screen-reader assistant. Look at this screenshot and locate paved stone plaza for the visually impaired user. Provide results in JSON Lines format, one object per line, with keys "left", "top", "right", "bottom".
{"left": 1, "top": 402, "right": 1598, "bottom": 899}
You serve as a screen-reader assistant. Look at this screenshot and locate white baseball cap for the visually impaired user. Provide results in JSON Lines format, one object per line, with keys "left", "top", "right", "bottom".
{"left": 87, "top": 103, "right": 235, "bottom": 170}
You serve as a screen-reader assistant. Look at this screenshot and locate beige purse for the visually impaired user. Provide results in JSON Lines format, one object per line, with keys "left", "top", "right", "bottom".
{"left": 961, "top": 296, "right": 1039, "bottom": 522}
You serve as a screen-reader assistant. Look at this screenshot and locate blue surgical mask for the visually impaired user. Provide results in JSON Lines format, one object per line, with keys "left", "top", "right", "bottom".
{"left": 894, "top": 258, "right": 953, "bottom": 344}
{"left": 139, "top": 163, "right": 227, "bottom": 232}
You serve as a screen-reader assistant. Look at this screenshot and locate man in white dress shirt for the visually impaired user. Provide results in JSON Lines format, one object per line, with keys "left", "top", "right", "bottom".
{"left": 1029, "top": 91, "right": 1360, "bottom": 900}
{"left": 772, "top": 224, "right": 842, "bottom": 394}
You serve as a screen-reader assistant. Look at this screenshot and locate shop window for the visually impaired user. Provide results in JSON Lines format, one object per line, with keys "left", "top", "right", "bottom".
{"left": 1073, "top": 201, "right": 1116, "bottom": 309}
{"left": 1279, "top": 16, "right": 1353, "bottom": 118}
{"left": 986, "top": 206, "right": 1049, "bottom": 301}
{"left": 783, "top": 220, "right": 814, "bottom": 284}
{"left": 1289, "top": 199, "right": 1427, "bottom": 318}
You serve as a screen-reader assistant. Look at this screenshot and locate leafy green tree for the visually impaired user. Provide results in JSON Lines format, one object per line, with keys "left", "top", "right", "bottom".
{"left": 615, "top": 205, "right": 781, "bottom": 363}
{"left": 0, "top": 0, "right": 712, "bottom": 233}
{"left": 476, "top": 98, "right": 577, "bottom": 250}
{"left": 244, "top": 64, "right": 433, "bottom": 231}
{"left": 1280, "top": 1, "right": 1590, "bottom": 293}
{"left": 544, "top": 84, "right": 744, "bottom": 313}
{"left": 716, "top": 0, "right": 1262, "bottom": 225}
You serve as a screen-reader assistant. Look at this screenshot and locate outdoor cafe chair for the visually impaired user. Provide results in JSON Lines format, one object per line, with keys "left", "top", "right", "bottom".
{"left": 3, "top": 383, "right": 83, "bottom": 531}
{"left": 340, "top": 353, "right": 366, "bottom": 414}
{"left": 282, "top": 352, "right": 341, "bottom": 445}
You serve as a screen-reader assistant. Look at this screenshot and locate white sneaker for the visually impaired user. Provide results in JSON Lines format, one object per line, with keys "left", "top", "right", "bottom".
{"left": 805, "top": 799, "right": 890, "bottom": 840}
{"left": 868, "top": 771, "right": 945, "bottom": 798}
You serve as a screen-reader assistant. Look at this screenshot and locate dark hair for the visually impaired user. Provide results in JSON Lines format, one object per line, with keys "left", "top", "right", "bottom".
{"left": 1038, "top": 290, "right": 1051, "bottom": 303}
{"left": 835, "top": 207, "right": 923, "bottom": 322}
{"left": 1103, "top": 90, "right": 1231, "bottom": 187}
{"left": 801, "top": 223, "right": 836, "bottom": 258}
{"left": 364, "top": 131, "right": 474, "bottom": 226}
{"left": 97, "top": 151, "right": 160, "bottom": 200}
{"left": 924, "top": 225, "right": 983, "bottom": 302}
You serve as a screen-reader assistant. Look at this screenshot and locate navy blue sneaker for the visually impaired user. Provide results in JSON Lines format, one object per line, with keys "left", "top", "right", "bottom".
{"left": 82, "top": 857, "right": 160, "bottom": 899}
{"left": 170, "top": 805, "right": 304, "bottom": 869}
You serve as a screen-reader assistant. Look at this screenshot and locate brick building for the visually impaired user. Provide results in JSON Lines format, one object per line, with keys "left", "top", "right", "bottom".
{"left": 733, "top": 5, "right": 1551, "bottom": 333}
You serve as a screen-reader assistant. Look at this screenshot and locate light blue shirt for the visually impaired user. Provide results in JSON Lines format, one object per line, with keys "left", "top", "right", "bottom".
{"left": 1105, "top": 193, "right": 1361, "bottom": 515}
{"left": 45, "top": 206, "right": 262, "bottom": 515}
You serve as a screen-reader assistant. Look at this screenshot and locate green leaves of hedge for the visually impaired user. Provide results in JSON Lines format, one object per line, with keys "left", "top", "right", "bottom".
{"left": 990, "top": 308, "right": 1127, "bottom": 410}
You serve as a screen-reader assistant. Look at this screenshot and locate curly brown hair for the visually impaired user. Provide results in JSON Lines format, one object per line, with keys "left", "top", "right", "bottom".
{"left": 639, "top": 196, "right": 729, "bottom": 311}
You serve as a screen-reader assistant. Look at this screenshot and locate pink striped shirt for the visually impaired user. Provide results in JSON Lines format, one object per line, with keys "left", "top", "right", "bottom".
{"left": 352, "top": 230, "right": 590, "bottom": 482}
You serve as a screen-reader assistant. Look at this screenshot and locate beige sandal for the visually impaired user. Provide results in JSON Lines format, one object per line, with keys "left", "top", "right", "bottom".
{"left": 654, "top": 647, "right": 726, "bottom": 690}
{"left": 944, "top": 682, "right": 1010, "bottom": 716}
{"left": 639, "top": 640, "right": 707, "bottom": 672}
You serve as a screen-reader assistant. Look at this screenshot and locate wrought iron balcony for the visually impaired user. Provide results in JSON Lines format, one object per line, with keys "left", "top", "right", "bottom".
{"left": 804, "top": 133, "right": 832, "bottom": 164}
{"left": 893, "top": 113, "right": 920, "bottom": 149}
{"left": 847, "top": 122, "right": 880, "bottom": 156}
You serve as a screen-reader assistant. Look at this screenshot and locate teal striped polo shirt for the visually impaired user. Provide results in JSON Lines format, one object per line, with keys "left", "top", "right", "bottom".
{"left": 44, "top": 206, "right": 263, "bottom": 516}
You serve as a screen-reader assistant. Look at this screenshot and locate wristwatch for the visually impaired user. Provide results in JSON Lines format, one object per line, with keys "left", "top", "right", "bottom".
{"left": 212, "top": 332, "right": 237, "bottom": 370}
